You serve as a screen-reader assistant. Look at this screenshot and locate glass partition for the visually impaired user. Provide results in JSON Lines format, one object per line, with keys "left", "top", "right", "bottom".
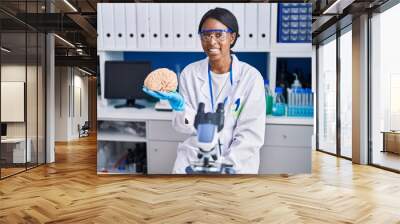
{"left": 317, "top": 36, "right": 337, "bottom": 155}
{"left": 339, "top": 28, "right": 352, "bottom": 158}
{"left": 0, "top": 1, "right": 46, "bottom": 179}
{"left": 27, "top": 30, "right": 38, "bottom": 169}
{"left": 1, "top": 31, "right": 28, "bottom": 177}
{"left": 371, "top": 4, "right": 400, "bottom": 171}
{"left": 38, "top": 32, "right": 46, "bottom": 165}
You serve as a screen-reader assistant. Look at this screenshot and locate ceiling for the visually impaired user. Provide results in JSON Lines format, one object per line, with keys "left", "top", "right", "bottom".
{"left": 1, "top": 0, "right": 394, "bottom": 72}
{"left": 0, "top": 0, "right": 99, "bottom": 73}
{"left": 309, "top": 0, "right": 391, "bottom": 43}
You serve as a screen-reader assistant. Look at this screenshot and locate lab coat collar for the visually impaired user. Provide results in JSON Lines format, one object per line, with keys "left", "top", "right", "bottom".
{"left": 197, "top": 54, "right": 242, "bottom": 101}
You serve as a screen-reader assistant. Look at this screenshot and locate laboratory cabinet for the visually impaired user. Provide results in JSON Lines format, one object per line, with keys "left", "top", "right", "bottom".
{"left": 146, "top": 120, "right": 189, "bottom": 174}
{"left": 147, "top": 120, "right": 188, "bottom": 142}
{"left": 147, "top": 141, "right": 179, "bottom": 174}
{"left": 97, "top": 103, "right": 313, "bottom": 175}
{"left": 97, "top": 120, "right": 147, "bottom": 174}
{"left": 260, "top": 123, "right": 313, "bottom": 174}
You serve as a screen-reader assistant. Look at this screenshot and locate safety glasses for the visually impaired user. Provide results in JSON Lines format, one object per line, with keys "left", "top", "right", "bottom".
{"left": 198, "top": 29, "right": 233, "bottom": 42}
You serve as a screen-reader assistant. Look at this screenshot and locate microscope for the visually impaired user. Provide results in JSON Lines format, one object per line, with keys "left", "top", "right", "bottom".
{"left": 185, "top": 102, "right": 235, "bottom": 174}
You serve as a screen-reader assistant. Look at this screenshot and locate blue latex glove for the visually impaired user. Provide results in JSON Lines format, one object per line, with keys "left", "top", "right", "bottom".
{"left": 142, "top": 87, "right": 185, "bottom": 111}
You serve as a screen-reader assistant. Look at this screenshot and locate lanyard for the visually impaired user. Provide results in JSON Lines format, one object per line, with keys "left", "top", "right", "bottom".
{"left": 208, "top": 59, "right": 233, "bottom": 111}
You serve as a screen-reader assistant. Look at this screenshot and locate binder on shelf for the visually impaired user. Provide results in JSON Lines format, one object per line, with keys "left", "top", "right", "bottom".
{"left": 257, "top": 3, "right": 270, "bottom": 50}
{"left": 149, "top": 3, "right": 161, "bottom": 49}
{"left": 184, "top": 3, "right": 197, "bottom": 49}
{"left": 244, "top": 3, "right": 258, "bottom": 49}
{"left": 113, "top": 3, "right": 127, "bottom": 50}
{"left": 231, "top": 3, "right": 245, "bottom": 50}
{"left": 160, "top": 4, "right": 173, "bottom": 49}
{"left": 125, "top": 4, "right": 137, "bottom": 49}
{"left": 136, "top": 3, "right": 150, "bottom": 48}
{"left": 101, "top": 4, "right": 115, "bottom": 50}
{"left": 97, "top": 4, "right": 103, "bottom": 49}
{"left": 196, "top": 3, "right": 210, "bottom": 49}
{"left": 172, "top": 4, "right": 185, "bottom": 48}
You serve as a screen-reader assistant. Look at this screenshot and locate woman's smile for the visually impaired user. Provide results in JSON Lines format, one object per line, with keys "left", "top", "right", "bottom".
{"left": 208, "top": 47, "right": 221, "bottom": 55}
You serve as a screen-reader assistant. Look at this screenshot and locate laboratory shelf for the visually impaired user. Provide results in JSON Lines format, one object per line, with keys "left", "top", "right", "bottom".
{"left": 266, "top": 116, "right": 313, "bottom": 125}
{"left": 97, "top": 132, "right": 146, "bottom": 142}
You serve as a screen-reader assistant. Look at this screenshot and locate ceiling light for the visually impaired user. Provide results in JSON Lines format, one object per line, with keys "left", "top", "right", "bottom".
{"left": 78, "top": 67, "right": 93, "bottom": 76}
{"left": 54, "top": 34, "right": 75, "bottom": 48}
{"left": 1, "top": 47, "right": 11, "bottom": 53}
{"left": 63, "top": 0, "right": 78, "bottom": 12}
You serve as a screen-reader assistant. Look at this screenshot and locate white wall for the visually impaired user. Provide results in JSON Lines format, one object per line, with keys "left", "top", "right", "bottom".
{"left": 72, "top": 72, "right": 89, "bottom": 138}
{"left": 1, "top": 63, "right": 46, "bottom": 163}
{"left": 1, "top": 65, "right": 40, "bottom": 138}
{"left": 55, "top": 67, "right": 89, "bottom": 141}
{"left": 55, "top": 66, "right": 70, "bottom": 141}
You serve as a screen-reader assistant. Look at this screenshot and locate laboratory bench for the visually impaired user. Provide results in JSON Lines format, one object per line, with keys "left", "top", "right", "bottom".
{"left": 97, "top": 100, "right": 313, "bottom": 175}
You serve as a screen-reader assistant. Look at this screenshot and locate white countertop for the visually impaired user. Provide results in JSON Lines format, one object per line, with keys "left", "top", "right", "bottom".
{"left": 98, "top": 99, "right": 314, "bottom": 126}
{"left": 1, "top": 138, "right": 29, "bottom": 143}
{"left": 265, "top": 116, "right": 313, "bottom": 126}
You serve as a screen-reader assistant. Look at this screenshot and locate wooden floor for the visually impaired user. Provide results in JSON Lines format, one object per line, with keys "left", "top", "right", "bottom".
{"left": 1, "top": 135, "right": 400, "bottom": 223}
{"left": 373, "top": 150, "right": 400, "bottom": 171}
{"left": 1, "top": 167, "right": 26, "bottom": 178}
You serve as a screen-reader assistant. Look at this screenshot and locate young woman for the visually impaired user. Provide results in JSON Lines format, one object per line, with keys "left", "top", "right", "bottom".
{"left": 144, "top": 8, "right": 265, "bottom": 174}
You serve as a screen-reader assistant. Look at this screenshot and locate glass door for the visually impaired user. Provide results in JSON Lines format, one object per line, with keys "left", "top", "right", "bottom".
{"left": 339, "top": 28, "right": 352, "bottom": 159}
{"left": 317, "top": 36, "right": 337, "bottom": 155}
{"left": 370, "top": 3, "right": 400, "bottom": 171}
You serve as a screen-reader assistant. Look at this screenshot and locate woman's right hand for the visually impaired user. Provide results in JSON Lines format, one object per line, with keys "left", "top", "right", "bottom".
{"left": 142, "top": 87, "right": 185, "bottom": 111}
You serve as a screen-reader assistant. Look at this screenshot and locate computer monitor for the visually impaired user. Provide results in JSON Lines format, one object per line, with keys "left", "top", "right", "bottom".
{"left": 105, "top": 61, "right": 152, "bottom": 109}
{"left": 1, "top": 123, "right": 7, "bottom": 138}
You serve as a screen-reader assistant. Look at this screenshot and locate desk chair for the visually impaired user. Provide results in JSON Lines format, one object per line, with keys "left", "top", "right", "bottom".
{"left": 78, "top": 121, "right": 90, "bottom": 138}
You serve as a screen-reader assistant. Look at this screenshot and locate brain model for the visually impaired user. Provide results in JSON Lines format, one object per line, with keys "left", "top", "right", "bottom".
{"left": 144, "top": 68, "right": 178, "bottom": 92}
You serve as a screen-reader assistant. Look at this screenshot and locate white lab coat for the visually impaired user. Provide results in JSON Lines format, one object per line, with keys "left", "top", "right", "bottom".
{"left": 172, "top": 55, "right": 266, "bottom": 174}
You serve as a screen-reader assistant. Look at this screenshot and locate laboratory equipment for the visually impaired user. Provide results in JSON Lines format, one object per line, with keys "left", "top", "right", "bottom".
{"left": 291, "top": 73, "right": 302, "bottom": 89}
{"left": 112, "top": 145, "right": 146, "bottom": 173}
{"left": 154, "top": 100, "right": 173, "bottom": 111}
{"left": 272, "top": 87, "right": 286, "bottom": 116}
{"left": 277, "top": 3, "right": 312, "bottom": 43}
{"left": 264, "top": 80, "right": 273, "bottom": 115}
{"left": 287, "top": 87, "right": 313, "bottom": 117}
{"left": 186, "top": 102, "right": 235, "bottom": 174}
